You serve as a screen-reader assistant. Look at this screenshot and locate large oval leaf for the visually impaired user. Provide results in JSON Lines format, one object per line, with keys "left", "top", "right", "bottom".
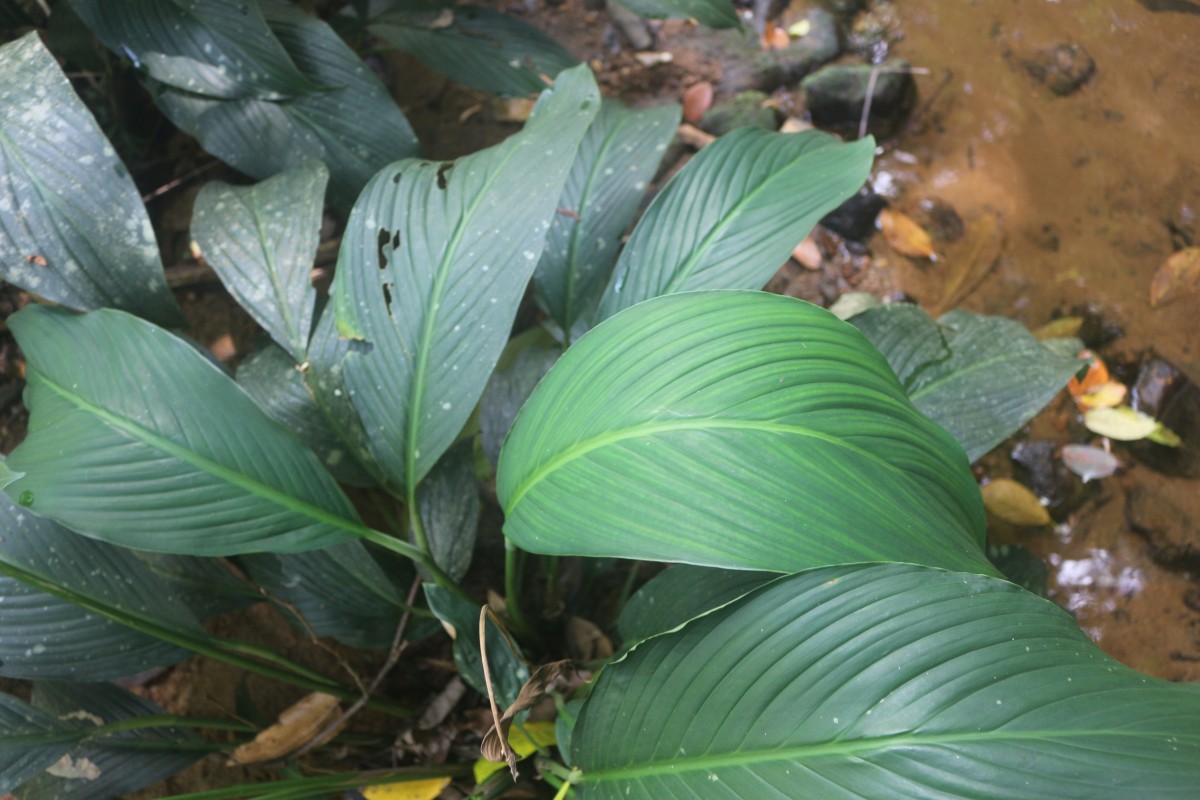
{"left": 0, "top": 692, "right": 73, "bottom": 793}
{"left": 594, "top": 128, "right": 874, "bottom": 323}
{"left": 498, "top": 291, "right": 988, "bottom": 574}
{"left": 0, "top": 33, "right": 181, "bottom": 326}
{"left": 573, "top": 563, "right": 1200, "bottom": 798}
{"left": 0, "top": 305, "right": 382, "bottom": 556}
{"left": 331, "top": 63, "right": 599, "bottom": 493}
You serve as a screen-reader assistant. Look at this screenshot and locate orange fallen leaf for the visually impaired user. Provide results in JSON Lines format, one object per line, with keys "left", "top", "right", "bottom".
{"left": 228, "top": 692, "right": 344, "bottom": 765}
{"left": 762, "top": 22, "right": 790, "bottom": 50}
{"left": 682, "top": 81, "right": 713, "bottom": 123}
{"left": 792, "top": 236, "right": 822, "bottom": 270}
{"left": 1067, "top": 349, "right": 1109, "bottom": 406}
{"left": 878, "top": 209, "right": 935, "bottom": 259}
{"left": 1150, "top": 247, "right": 1200, "bottom": 308}
{"left": 981, "top": 478, "right": 1052, "bottom": 526}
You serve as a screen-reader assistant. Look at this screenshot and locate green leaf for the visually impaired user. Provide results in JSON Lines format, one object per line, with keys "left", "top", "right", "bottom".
{"left": 3, "top": 305, "right": 381, "bottom": 557}
{"left": 617, "top": 565, "right": 774, "bottom": 647}
{"left": 498, "top": 291, "right": 989, "bottom": 575}
{"left": 424, "top": 585, "right": 529, "bottom": 708}
{"left": 0, "top": 33, "right": 181, "bottom": 326}
{"left": 192, "top": 161, "right": 326, "bottom": 361}
{"left": 18, "top": 682, "right": 204, "bottom": 800}
{"left": 479, "top": 327, "right": 561, "bottom": 467}
{"left": 614, "top": 0, "right": 739, "bottom": 28}
{"left": 237, "top": 342, "right": 376, "bottom": 486}
{"left": 849, "top": 304, "right": 1083, "bottom": 462}
{"left": 0, "top": 483, "right": 198, "bottom": 680}
{"left": 369, "top": 2, "right": 578, "bottom": 96}
{"left": 418, "top": 442, "right": 480, "bottom": 583}
{"left": 535, "top": 98, "right": 680, "bottom": 336}
{"left": 152, "top": 0, "right": 419, "bottom": 208}
{"left": 69, "top": 0, "right": 315, "bottom": 99}
{"left": 0, "top": 691, "right": 72, "bottom": 793}
{"left": 573, "top": 563, "right": 1200, "bottom": 799}
{"left": 240, "top": 542, "right": 409, "bottom": 649}
{"left": 594, "top": 129, "right": 873, "bottom": 323}
{"left": 331, "top": 63, "right": 600, "bottom": 493}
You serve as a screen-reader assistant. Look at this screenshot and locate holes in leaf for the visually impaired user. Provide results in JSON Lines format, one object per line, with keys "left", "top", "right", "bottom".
{"left": 376, "top": 228, "right": 390, "bottom": 270}
{"left": 392, "top": 170, "right": 403, "bottom": 184}
{"left": 382, "top": 282, "right": 394, "bottom": 316}
{"left": 436, "top": 163, "right": 453, "bottom": 190}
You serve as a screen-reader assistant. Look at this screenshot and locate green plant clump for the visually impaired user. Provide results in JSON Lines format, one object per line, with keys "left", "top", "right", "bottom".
{"left": 0, "top": 3, "right": 1197, "bottom": 799}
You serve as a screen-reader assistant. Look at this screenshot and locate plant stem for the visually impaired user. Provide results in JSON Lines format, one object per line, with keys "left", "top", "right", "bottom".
{"left": 359, "top": 523, "right": 471, "bottom": 604}
{"left": 2, "top": 715, "right": 254, "bottom": 750}
{"left": 503, "top": 539, "right": 539, "bottom": 644}
{"left": 406, "top": 483, "right": 431, "bottom": 555}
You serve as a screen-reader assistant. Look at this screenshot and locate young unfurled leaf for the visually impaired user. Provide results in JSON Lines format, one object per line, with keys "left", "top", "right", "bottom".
{"left": 878, "top": 208, "right": 935, "bottom": 259}
{"left": 981, "top": 477, "right": 1052, "bottom": 526}
{"left": 1061, "top": 444, "right": 1121, "bottom": 482}
{"left": 1149, "top": 247, "right": 1200, "bottom": 308}
{"left": 228, "top": 692, "right": 343, "bottom": 765}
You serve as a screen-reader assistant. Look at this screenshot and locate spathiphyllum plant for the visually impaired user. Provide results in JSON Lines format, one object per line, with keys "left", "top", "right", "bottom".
{"left": 0, "top": 6, "right": 1197, "bottom": 799}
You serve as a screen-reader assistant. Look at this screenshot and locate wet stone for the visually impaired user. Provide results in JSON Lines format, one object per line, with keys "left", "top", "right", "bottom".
{"left": 911, "top": 196, "right": 965, "bottom": 244}
{"left": 800, "top": 59, "right": 917, "bottom": 139}
{"left": 718, "top": 8, "right": 840, "bottom": 93}
{"left": 1010, "top": 439, "right": 1091, "bottom": 519}
{"left": 816, "top": 0, "right": 869, "bottom": 19}
{"left": 700, "top": 90, "right": 778, "bottom": 136}
{"left": 1023, "top": 43, "right": 1096, "bottom": 96}
{"left": 819, "top": 187, "right": 887, "bottom": 243}
{"left": 1126, "top": 485, "right": 1200, "bottom": 571}
{"left": 1129, "top": 354, "right": 1200, "bottom": 477}
{"left": 1069, "top": 303, "right": 1124, "bottom": 349}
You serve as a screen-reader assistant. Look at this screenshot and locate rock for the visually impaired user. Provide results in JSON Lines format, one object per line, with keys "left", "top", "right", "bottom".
{"left": 819, "top": 187, "right": 887, "bottom": 243}
{"left": 718, "top": 8, "right": 841, "bottom": 93}
{"left": 801, "top": 59, "right": 917, "bottom": 139}
{"left": 817, "top": 0, "right": 869, "bottom": 19}
{"left": 605, "top": 0, "right": 653, "bottom": 51}
{"left": 700, "top": 91, "right": 779, "bottom": 136}
{"left": 1023, "top": 44, "right": 1096, "bottom": 96}
{"left": 1068, "top": 303, "right": 1124, "bottom": 349}
{"left": 1126, "top": 486, "right": 1200, "bottom": 571}
{"left": 1128, "top": 354, "right": 1200, "bottom": 476}
{"left": 1010, "top": 439, "right": 1092, "bottom": 518}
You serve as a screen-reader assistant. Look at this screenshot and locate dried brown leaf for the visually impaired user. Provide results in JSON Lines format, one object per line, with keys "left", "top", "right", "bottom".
{"left": 792, "top": 236, "right": 823, "bottom": 270}
{"left": 1149, "top": 247, "right": 1200, "bottom": 308}
{"left": 682, "top": 81, "right": 713, "bottom": 124}
{"left": 228, "top": 692, "right": 344, "bottom": 765}
{"left": 480, "top": 660, "right": 573, "bottom": 762}
{"left": 878, "top": 209, "right": 936, "bottom": 259}
{"left": 981, "top": 478, "right": 1052, "bottom": 527}
{"left": 566, "top": 616, "right": 613, "bottom": 662}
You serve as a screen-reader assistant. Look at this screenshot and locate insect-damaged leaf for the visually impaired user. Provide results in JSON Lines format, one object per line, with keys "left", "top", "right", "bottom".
{"left": 331, "top": 64, "right": 599, "bottom": 493}
{"left": 0, "top": 33, "right": 181, "bottom": 326}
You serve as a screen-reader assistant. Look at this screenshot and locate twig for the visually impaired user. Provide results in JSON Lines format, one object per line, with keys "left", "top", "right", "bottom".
{"left": 141, "top": 160, "right": 221, "bottom": 202}
{"left": 858, "top": 65, "right": 932, "bottom": 140}
{"left": 290, "top": 577, "right": 423, "bottom": 760}
{"left": 479, "top": 606, "right": 519, "bottom": 779}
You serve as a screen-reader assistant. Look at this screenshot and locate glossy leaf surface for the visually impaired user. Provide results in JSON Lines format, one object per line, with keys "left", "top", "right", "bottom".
{"left": 0, "top": 34, "right": 181, "bottom": 326}
{"left": 370, "top": 2, "right": 577, "bottom": 96}
{"left": 479, "top": 327, "right": 561, "bottom": 467}
{"left": 332, "top": 64, "right": 599, "bottom": 492}
{"left": 574, "top": 564, "right": 1200, "bottom": 799}
{"left": 417, "top": 442, "right": 480, "bottom": 582}
{"left": 499, "top": 292, "right": 989, "bottom": 574}
{"left": 153, "top": 0, "right": 419, "bottom": 208}
{"left": 2, "top": 306, "right": 368, "bottom": 556}
{"left": 0, "top": 691, "right": 70, "bottom": 793}
{"left": 424, "top": 586, "right": 529, "bottom": 708}
{"left": 192, "top": 161, "right": 325, "bottom": 360}
{"left": 595, "top": 129, "right": 873, "bottom": 322}
{"left": 849, "top": 304, "right": 1082, "bottom": 461}
{"left": 617, "top": 565, "right": 774, "bottom": 647}
{"left": 534, "top": 98, "right": 680, "bottom": 335}
{"left": 70, "top": 0, "right": 314, "bottom": 99}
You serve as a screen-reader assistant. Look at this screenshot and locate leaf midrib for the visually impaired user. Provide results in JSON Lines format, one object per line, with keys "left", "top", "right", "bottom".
{"left": 580, "top": 727, "right": 1192, "bottom": 784}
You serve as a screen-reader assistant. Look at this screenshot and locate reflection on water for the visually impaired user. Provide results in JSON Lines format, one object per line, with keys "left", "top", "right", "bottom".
{"left": 1049, "top": 549, "right": 1146, "bottom": 624}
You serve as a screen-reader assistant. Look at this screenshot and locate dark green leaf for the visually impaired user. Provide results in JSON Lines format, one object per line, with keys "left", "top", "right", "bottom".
{"left": 0, "top": 33, "right": 181, "bottom": 326}
{"left": 192, "top": 161, "right": 325, "bottom": 360}
{"left": 370, "top": 2, "right": 578, "bottom": 96}
{"left": 424, "top": 585, "right": 529, "bottom": 708}
{"left": 614, "top": 0, "right": 739, "bottom": 28}
{"left": 152, "top": 0, "right": 419, "bottom": 208}
{"left": 237, "top": 342, "right": 376, "bottom": 486}
{"left": 595, "top": 129, "right": 874, "bottom": 322}
{"left": 18, "top": 682, "right": 204, "bottom": 800}
{"left": 617, "top": 565, "right": 774, "bottom": 647}
{"left": 535, "top": 98, "right": 680, "bottom": 336}
{"left": 131, "top": 552, "right": 259, "bottom": 620}
{"left": 2, "top": 305, "right": 376, "bottom": 556}
{"left": 498, "top": 291, "right": 989, "bottom": 575}
{"left": 418, "top": 442, "right": 480, "bottom": 583}
{"left": 849, "top": 304, "right": 1083, "bottom": 461}
{"left": 330, "top": 64, "right": 600, "bottom": 493}
{"left": 69, "top": 0, "right": 315, "bottom": 99}
{"left": 479, "top": 327, "right": 561, "bottom": 467}
{"left": 574, "top": 563, "right": 1200, "bottom": 799}
{"left": 0, "top": 692, "right": 72, "bottom": 793}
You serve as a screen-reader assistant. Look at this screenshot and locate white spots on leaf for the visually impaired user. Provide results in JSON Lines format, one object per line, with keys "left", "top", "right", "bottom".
{"left": 441, "top": 401, "right": 452, "bottom": 411}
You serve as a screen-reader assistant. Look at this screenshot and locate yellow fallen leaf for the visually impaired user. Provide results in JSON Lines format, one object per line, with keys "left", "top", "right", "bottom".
{"left": 473, "top": 719, "right": 557, "bottom": 784}
{"left": 878, "top": 209, "right": 935, "bottom": 259}
{"left": 1149, "top": 247, "right": 1200, "bottom": 308}
{"left": 227, "top": 692, "right": 343, "bottom": 766}
{"left": 362, "top": 777, "right": 451, "bottom": 800}
{"left": 1077, "top": 380, "right": 1127, "bottom": 410}
{"left": 1034, "top": 316, "right": 1084, "bottom": 340}
{"left": 788, "top": 19, "right": 812, "bottom": 37}
{"left": 1148, "top": 422, "right": 1182, "bottom": 447}
{"left": 981, "top": 478, "right": 1052, "bottom": 526}
{"left": 1083, "top": 406, "right": 1158, "bottom": 441}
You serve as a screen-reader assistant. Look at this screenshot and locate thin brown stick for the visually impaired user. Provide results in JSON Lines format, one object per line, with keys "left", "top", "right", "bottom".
{"left": 479, "top": 606, "right": 519, "bottom": 778}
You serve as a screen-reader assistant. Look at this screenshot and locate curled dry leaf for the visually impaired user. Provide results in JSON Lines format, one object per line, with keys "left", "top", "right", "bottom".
{"left": 1061, "top": 444, "right": 1121, "bottom": 482}
{"left": 682, "top": 81, "right": 713, "bottom": 124}
{"left": 792, "top": 236, "right": 823, "bottom": 270}
{"left": 474, "top": 719, "right": 557, "bottom": 785}
{"left": 877, "top": 208, "right": 936, "bottom": 259}
{"left": 1149, "top": 247, "right": 1200, "bottom": 308}
{"left": 228, "top": 692, "right": 344, "bottom": 765}
{"left": 362, "top": 777, "right": 452, "bottom": 800}
{"left": 480, "top": 659, "right": 574, "bottom": 762}
{"left": 981, "top": 478, "right": 1052, "bottom": 527}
